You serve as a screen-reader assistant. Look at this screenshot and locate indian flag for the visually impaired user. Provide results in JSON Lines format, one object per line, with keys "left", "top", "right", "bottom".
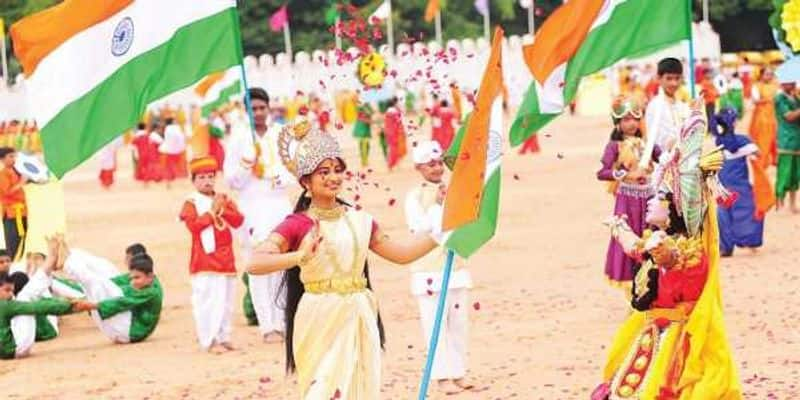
{"left": 442, "top": 27, "right": 504, "bottom": 259}
{"left": 10, "top": 0, "right": 242, "bottom": 177}
{"left": 195, "top": 66, "right": 242, "bottom": 117}
{"left": 510, "top": 0, "right": 691, "bottom": 146}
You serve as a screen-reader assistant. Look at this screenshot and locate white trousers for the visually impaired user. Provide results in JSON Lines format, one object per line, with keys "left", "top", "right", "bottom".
{"left": 10, "top": 269, "right": 52, "bottom": 358}
{"left": 191, "top": 274, "right": 235, "bottom": 349}
{"left": 65, "top": 249, "right": 132, "bottom": 343}
{"left": 247, "top": 272, "right": 286, "bottom": 335}
{"left": 417, "top": 287, "right": 469, "bottom": 380}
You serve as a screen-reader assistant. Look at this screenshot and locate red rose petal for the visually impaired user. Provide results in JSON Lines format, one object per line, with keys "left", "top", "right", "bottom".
{"left": 473, "top": 302, "right": 481, "bottom": 311}
{"left": 388, "top": 198, "right": 396, "bottom": 206}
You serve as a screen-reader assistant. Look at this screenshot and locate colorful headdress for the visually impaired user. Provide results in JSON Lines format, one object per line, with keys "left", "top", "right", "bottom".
{"left": 651, "top": 109, "right": 728, "bottom": 237}
{"left": 189, "top": 156, "right": 218, "bottom": 175}
{"left": 611, "top": 96, "right": 643, "bottom": 121}
{"left": 709, "top": 107, "right": 738, "bottom": 136}
{"left": 278, "top": 120, "right": 342, "bottom": 178}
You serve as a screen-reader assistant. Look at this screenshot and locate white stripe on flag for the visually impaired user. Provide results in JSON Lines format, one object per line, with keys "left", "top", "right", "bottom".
{"left": 536, "top": 63, "right": 567, "bottom": 114}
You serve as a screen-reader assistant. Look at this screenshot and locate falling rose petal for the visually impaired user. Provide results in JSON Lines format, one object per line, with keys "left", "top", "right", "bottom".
{"left": 355, "top": 205, "right": 363, "bottom": 211}
{"left": 259, "top": 377, "right": 271, "bottom": 384}
{"left": 335, "top": 121, "right": 344, "bottom": 130}
{"left": 427, "top": 289, "right": 434, "bottom": 296}
{"left": 454, "top": 303, "right": 460, "bottom": 309}
{"left": 367, "top": 168, "right": 374, "bottom": 174}
{"left": 354, "top": 194, "right": 361, "bottom": 202}
{"left": 557, "top": 152, "right": 565, "bottom": 159}
{"left": 473, "top": 302, "right": 481, "bottom": 311}
{"left": 427, "top": 278, "right": 433, "bottom": 285}
{"left": 388, "top": 198, "right": 396, "bottom": 206}
{"left": 513, "top": 174, "right": 520, "bottom": 181}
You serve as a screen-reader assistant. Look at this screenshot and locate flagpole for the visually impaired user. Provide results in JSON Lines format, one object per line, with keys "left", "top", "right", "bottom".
{"left": 335, "top": 15, "right": 342, "bottom": 50}
{"left": 233, "top": 4, "right": 258, "bottom": 142}
{"left": 417, "top": 250, "right": 456, "bottom": 400}
{"left": 527, "top": 2, "right": 534, "bottom": 36}
{"left": 483, "top": 3, "right": 491, "bottom": 41}
{"left": 435, "top": 10, "right": 443, "bottom": 45}
{"left": 386, "top": 0, "right": 395, "bottom": 56}
{"left": 687, "top": 0, "right": 696, "bottom": 98}
{"left": 284, "top": 22, "right": 293, "bottom": 62}
{"left": 1, "top": 34, "right": 8, "bottom": 89}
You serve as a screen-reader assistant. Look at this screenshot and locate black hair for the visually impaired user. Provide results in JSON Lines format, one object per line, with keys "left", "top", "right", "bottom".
{"left": 657, "top": 57, "right": 683, "bottom": 76}
{"left": 440, "top": 99, "right": 449, "bottom": 107}
{"left": 609, "top": 127, "right": 643, "bottom": 141}
{"left": 9, "top": 272, "right": 29, "bottom": 296}
{"left": 137, "top": 122, "right": 146, "bottom": 130}
{"left": 126, "top": 243, "right": 147, "bottom": 257}
{"left": 165, "top": 117, "right": 175, "bottom": 125}
{"left": 663, "top": 192, "right": 687, "bottom": 236}
{"left": 0, "top": 249, "right": 9, "bottom": 259}
{"left": 129, "top": 254, "right": 154, "bottom": 275}
{"left": 248, "top": 87, "right": 270, "bottom": 105}
{"left": 0, "top": 147, "right": 16, "bottom": 159}
{"left": 0, "top": 271, "right": 13, "bottom": 287}
{"left": 282, "top": 189, "right": 385, "bottom": 374}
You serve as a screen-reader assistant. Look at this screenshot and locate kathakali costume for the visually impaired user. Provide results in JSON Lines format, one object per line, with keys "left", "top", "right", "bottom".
{"left": 594, "top": 109, "right": 741, "bottom": 399}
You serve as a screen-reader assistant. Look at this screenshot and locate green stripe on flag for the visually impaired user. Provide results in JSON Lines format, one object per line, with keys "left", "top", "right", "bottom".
{"left": 202, "top": 79, "right": 242, "bottom": 117}
{"left": 444, "top": 168, "right": 500, "bottom": 258}
{"left": 41, "top": 8, "right": 241, "bottom": 177}
{"left": 510, "top": 0, "right": 690, "bottom": 146}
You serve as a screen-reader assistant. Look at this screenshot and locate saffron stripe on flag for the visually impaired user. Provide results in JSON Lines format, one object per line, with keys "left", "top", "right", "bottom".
{"left": 10, "top": 0, "right": 133, "bottom": 75}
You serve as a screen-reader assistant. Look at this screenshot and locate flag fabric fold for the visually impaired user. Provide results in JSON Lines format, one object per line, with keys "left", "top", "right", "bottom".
{"left": 370, "top": 1, "right": 391, "bottom": 23}
{"left": 269, "top": 5, "right": 289, "bottom": 32}
{"left": 10, "top": 0, "right": 241, "bottom": 177}
{"left": 424, "top": 0, "right": 440, "bottom": 23}
{"left": 510, "top": 0, "right": 691, "bottom": 146}
{"left": 442, "top": 27, "right": 504, "bottom": 259}
{"left": 475, "top": 0, "right": 489, "bottom": 17}
{"left": 197, "top": 66, "right": 242, "bottom": 117}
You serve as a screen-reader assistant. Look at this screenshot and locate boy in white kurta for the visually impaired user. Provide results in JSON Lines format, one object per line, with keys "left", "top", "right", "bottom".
{"left": 643, "top": 58, "right": 690, "bottom": 163}
{"left": 404, "top": 140, "right": 473, "bottom": 394}
{"left": 223, "top": 88, "right": 294, "bottom": 342}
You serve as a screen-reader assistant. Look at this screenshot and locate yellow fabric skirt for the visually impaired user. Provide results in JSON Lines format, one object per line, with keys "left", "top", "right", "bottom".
{"left": 293, "top": 290, "right": 381, "bottom": 400}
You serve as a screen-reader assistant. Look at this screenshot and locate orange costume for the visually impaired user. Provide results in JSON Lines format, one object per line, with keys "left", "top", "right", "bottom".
{"left": 749, "top": 81, "right": 779, "bottom": 167}
{"left": 0, "top": 166, "right": 28, "bottom": 260}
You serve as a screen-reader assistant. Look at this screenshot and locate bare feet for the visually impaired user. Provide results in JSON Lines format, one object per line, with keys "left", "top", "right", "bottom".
{"left": 436, "top": 380, "right": 463, "bottom": 396}
{"left": 56, "top": 234, "right": 69, "bottom": 271}
{"left": 263, "top": 331, "right": 284, "bottom": 344}
{"left": 452, "top": 379, "right": 475, "bottom": 391}
{"left": 209, "top": 343, "right": 234, "bottom": 354}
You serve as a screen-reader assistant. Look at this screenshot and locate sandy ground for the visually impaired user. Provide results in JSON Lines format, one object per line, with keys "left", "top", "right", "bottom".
{"left": 1, "top": 114, "right": 798, "bottom": 400}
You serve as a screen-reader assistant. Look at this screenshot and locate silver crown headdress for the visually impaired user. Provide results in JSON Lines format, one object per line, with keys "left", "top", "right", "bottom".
{"left": 278, "top": 120, "right": 342, "bottom": 178}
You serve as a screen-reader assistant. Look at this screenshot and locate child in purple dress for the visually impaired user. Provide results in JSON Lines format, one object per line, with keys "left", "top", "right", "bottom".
{"left": 597, "top": 98, "right": 660, "bottom": 289}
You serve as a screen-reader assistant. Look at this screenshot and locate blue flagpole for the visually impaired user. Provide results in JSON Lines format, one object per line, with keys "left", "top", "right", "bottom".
{"left": 417, "top": 249, "right": 455, "bottom": 399}
{"left": 232, "top": 4, "right": 257, "bottom": 142}
{"left": 686, "top": 0, "right": 696, "bottom": 99}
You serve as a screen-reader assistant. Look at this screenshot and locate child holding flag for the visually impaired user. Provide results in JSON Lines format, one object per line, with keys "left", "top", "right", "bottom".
{"left": 405, "top": 140, "right": 474, "bottom": 394}
{"left": 247, "top": 120, "right": 443, "bottom": 399}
